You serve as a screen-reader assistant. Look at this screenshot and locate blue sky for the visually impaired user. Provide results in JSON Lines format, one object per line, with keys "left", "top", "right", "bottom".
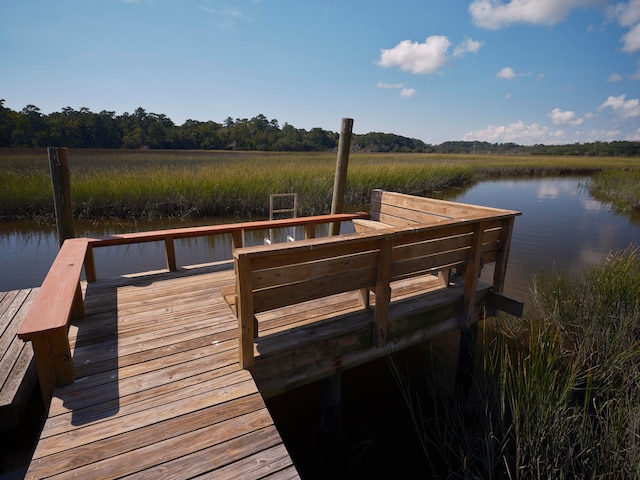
{"left": 2, "top": 0, "right": 640, "bottom": 145}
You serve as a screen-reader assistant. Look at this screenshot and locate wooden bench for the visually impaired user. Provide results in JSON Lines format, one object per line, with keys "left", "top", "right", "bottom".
{"left": 233, "top": 191, "right": 521, "bottom": 371}
{"left": 16, "top": 238, "right": 89, "bottom": 405}
{"left": 16, "top": 213, "right": 367, "bottom": 408}
{"left": 354, "top": 189, "right": 517, "bottom": 231}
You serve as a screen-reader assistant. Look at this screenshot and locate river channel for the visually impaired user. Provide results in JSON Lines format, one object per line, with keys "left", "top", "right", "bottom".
{"left": 1, "top": 177, "right": 638, "bottom": 298}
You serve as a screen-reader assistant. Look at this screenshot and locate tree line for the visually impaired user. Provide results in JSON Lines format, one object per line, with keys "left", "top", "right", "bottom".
{"left": 1, "top": 100, "right": 639, "bottom": 156}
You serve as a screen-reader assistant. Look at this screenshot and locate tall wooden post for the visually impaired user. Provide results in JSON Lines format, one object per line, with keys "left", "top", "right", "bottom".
{"left": 329, "top": 118, "right": 353, "bottom": 236}
{"left": 320, "top": 372, "right": 342, "bottom": 443}
{"left": 48, "top": 147, "right": 75, "bottom": 246}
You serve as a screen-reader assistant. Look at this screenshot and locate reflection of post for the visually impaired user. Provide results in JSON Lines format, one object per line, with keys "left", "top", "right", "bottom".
{"left": 329, "top": 118, "right": 354, "bottom": 236}
{"left": 48, "top": 147, "right": 75, "bottom": 247}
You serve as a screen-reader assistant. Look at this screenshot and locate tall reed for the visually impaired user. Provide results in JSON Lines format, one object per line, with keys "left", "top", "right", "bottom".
{"left": 389, "top": 246, "right": 640, "bottom": 478}
{"left": 2, "top": 148, "right": 639, "bottom": 220}
{"left": 588, "top": 169, "right": 640, "bottom": 215}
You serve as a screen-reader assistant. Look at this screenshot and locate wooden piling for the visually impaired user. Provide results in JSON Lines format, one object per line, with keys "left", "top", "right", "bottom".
{"left": 320, "top": 372, "right": 342, "bottom": 442}
{"left": 48, "top": 147, "right": 75, "bottom": 246}
{"left": 329, "top": 118, "right": 353, "bottom": 236}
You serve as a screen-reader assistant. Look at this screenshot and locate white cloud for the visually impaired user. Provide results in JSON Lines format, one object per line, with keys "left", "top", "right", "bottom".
{"left": 496, "top": 67, "right": 517, "bottom": 79}
{"left": 377, "top": 82, "right": 403, "bottom": 89}
{"left": 549, "top": 107, "right": 585, "bottom": 126}
{"left": 622, "top": 22, "right": 640, "bottom": 52}
{"left": 453, "top": 37, "right": 483, "bottom": 57}
{"left": 629, "top": 61, "right": 640, "bottom": 79}
{"left": 608, "top": 72, "right": 623, "bottom": 81}
{"left": 608, "top": 0, "right": 640, "bottom": 53}
{"left": 377, "top": 36, "right": 451, "bottom": 74}
{"left": 607, "top": 0, "right": 640, "bottom": 28}
{"left": 377, "top": 81, "right": 417, "bottom": 98}
{"left": 598, "top": 94, "right": 640, "bottom": 118}
{"left": 463, "top": 121, "right": 563, "bottom": 144}
{"left": 469, "top": 0, "right": 606, "bottom": 29}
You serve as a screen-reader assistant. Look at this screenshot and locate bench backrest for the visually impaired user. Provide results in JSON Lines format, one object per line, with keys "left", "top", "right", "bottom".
{"left": 370, "top": 189, "right": 514, "bottom": 227}
{"left": 234, "top": 203, "right": 519, "bottom": 369}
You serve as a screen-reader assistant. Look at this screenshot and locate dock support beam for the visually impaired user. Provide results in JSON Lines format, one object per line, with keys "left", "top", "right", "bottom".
{"left": 320, "top": 372, "right": 342, "bottom": 443}
{"left": 455, "top": 322, "right": 478, "bottom": 406}
{"left": 329, "top": 118, "right": 353, "bottom": 236}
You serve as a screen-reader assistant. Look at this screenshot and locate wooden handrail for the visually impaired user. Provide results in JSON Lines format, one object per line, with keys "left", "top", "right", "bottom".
{"left": 84, "top": 212, "right": 368, "bottom": 281}
{"left": 17, "top": 212, "right": 369, "bottom": 407}
{"left": 232, "top": 213, "right": 520, "bottom": 370}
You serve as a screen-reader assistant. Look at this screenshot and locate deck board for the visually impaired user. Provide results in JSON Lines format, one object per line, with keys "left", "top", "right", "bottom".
{"left": 25, "top": 264, "right": 497, "bottom": 478}
{"left": 25, "top": 266, "right": 299, "bottom": 479}
{"left": 0, "top": 288, "right": 38, "bottom": 430}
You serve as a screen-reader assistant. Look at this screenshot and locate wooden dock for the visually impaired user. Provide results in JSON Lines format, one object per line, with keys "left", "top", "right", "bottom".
{"left": 0, "top": 288, "right": 38, "bottom": 430}
{"left": 25, "top": 265, "right": 299, "bottom": 479}
{"left": 15, "top": 191, "right": 523, "bottom": 478}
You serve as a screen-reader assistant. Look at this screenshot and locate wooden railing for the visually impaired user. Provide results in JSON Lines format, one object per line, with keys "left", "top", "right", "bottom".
{"left": 233, "top": 211, "right": 520, "bottom": 370}
{"left": 17, "top": 212, "right": 368, "bottom": 406}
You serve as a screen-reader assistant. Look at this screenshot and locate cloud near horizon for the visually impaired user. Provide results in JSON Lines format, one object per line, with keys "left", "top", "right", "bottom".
{"left": 377, "top": 35, "right": 482, "bottom": 75}
{"left": 549, "top": 107, "right": 586, "bottom": 126}
{"left": 598, "top": 94, "right": 640, "bottom": 118}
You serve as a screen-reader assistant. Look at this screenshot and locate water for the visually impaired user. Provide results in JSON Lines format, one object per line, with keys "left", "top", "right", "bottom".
{"left": 440, "top": 177, "right": 639, "bottom": 299}
{"left": 2, "top": 177, "right": 637, "bottom": 297}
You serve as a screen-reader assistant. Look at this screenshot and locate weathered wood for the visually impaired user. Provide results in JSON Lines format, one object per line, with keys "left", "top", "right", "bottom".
{"left": 48, "top": 147, "right": 75, "bottom": 246}
{"left": 492, "top": 217, "right": 516, "bottom": 293}
{"left": 234, "top": 191, "right": 521, "bottom": 370}
{"left": 320, "top": 373, "right": 342, "bottom": 442}
{"left": 20, "top": 189, "right": 521, "bottom": 479}
{"left": 459, "top": 222, "right": 484, "bottom": 329}
{"left": 236, "top": 255, "right": 256, "bottom": 369}
{"left": 373, "top": 238, "right": 392, "bottom": 347}
{"left": 329, "top": 118, "right": 354, "bottom": 236}
{"left": 165, "top": 237, "right": 177, "bottom": 271}
{"left": 0, "top": 288, "right": 37, "bottom": 430}
{"left": 17, "top": 239, "right": 88, "bottom": 405}
{"left": 25, "top": 268, "right": 298, "bottom": 479}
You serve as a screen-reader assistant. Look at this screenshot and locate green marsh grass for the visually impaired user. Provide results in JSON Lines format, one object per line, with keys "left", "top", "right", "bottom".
{"left": 2, "top": 148, "right": 639, "bottom": 220}
{"left": 389, "top": 246, "right": 640, "bottom": 478}
{"left": 589, "top": 169, "right": 640, "bottom": 216}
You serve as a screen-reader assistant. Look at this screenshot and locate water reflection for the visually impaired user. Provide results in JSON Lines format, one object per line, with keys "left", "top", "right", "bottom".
{"left": 441, "top": 177, "right": 640, "bottom": 299}
{"left": 2, "top": 178, "right": 639, "bottom": 297}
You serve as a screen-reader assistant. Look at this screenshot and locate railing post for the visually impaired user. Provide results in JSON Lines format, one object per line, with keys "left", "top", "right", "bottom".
{"left": 235, "top": 254, "right": 255, "bottom": 370}
{"left": 165, "top": 237, "right": 177, "bottom": 271}
{"left": 492, "top": 217, "right": 515, "bottom": 293}
{"left": 459, "top": 222, "right": 484, "bottom": 329}
{"left": 231, "top": 229, "right": 244, "bottom": 250}
{"left": 304, "top": 224, "right": 316, "bottom": 239}
{"left": 373, "top": 237, "right": 392, "bottom": 347}
{"left": 329, "top": 118, "right": 354, "bottom": 236}
{"left": 84, "top": 245, "right": 97, "bottom": 282}
{"left": 48, "top": 147, "right": 75, "bottom": 247}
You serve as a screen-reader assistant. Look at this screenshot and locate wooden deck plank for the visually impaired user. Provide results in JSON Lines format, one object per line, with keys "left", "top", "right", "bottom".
{"left": 26, "top": 268, "right": 299, "bottom": 479}
{"left": 0, "top": 288, "right": 37, "bottom": 430}
{"left": 25, "top": 239, "right": 514, "bottom": 477}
